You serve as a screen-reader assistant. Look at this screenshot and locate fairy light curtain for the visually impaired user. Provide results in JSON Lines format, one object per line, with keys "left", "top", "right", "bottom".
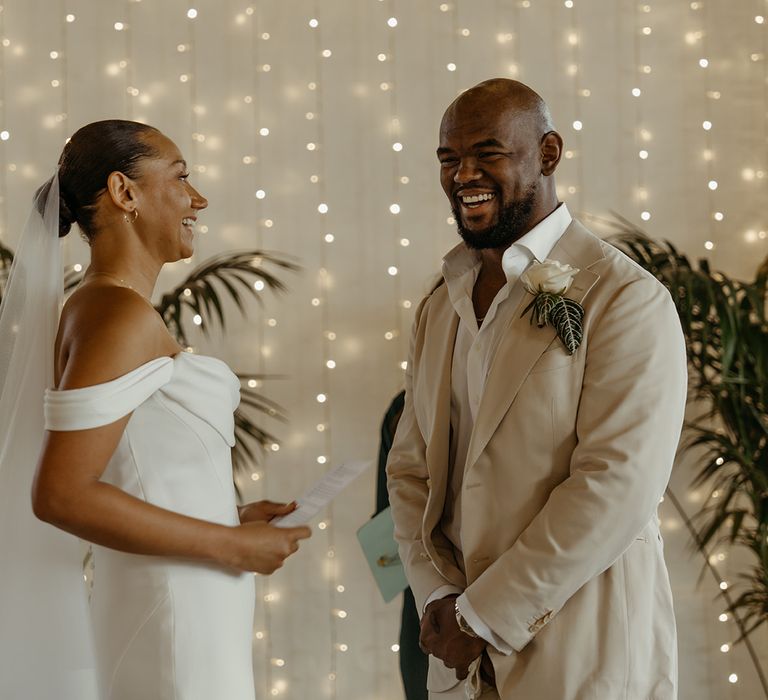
{"left": 0, "top": 1, "right": 766, "bottom": 699}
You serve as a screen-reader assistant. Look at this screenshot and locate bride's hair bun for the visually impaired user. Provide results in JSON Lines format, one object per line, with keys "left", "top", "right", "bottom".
{"left": 58, "top": 193, "right": 75, "bottom": 238}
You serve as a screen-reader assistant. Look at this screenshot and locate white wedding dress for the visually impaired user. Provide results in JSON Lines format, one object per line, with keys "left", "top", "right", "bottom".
{"left": 44, "top": 352, "right": 256, "bottom": 700}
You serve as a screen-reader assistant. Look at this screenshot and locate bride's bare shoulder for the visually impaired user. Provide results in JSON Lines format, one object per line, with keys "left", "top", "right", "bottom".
{"left": 55, "top": 284, "right": 179, "bottom": 389}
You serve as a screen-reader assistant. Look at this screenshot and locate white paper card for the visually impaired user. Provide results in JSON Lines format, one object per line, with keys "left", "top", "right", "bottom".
{"left": 271, "top": 460, "right": 372, "bottom": 528}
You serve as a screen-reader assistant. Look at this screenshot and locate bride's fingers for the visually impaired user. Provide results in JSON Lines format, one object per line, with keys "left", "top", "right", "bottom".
{"left": 262, "top": 500, "right": 297, "bottom": 514}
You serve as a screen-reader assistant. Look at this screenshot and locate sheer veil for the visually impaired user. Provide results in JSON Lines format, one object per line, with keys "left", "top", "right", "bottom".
{"left": 0, "top": 174, "right": 99, "bottom": 698}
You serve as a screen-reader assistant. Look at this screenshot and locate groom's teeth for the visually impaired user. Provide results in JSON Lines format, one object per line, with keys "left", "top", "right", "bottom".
{"left": 460, "top": 193, "right": 495, "bottom": 204}
{"left": 182, "top": 218, "right": 194, "bottom": 226}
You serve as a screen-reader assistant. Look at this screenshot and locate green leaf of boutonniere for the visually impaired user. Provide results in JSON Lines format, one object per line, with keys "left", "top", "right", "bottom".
{"left": 551, "top": 297, "right": 584, "bottom": 355}
{"left": 522, "top": 292, "right": 558, "bottom": 328}
{"left": 521, "top": 292, "right": 585, "bottom": 354}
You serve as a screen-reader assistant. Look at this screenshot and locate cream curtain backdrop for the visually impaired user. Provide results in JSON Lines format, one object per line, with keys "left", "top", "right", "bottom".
{"left": 0, "top": 1, "right": 766, "bottom": 699}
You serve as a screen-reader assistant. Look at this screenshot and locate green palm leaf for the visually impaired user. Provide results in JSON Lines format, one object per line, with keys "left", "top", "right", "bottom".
{"left": 606, "top": 213, "right": 768, "bottom": 676}
{"left": 156, "top": 250, "right": 299, "bottom": 347}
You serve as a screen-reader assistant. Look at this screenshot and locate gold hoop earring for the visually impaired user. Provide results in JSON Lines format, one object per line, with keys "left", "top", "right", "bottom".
{"left": 124, "top": 209, "right": 139, "bottom": 224}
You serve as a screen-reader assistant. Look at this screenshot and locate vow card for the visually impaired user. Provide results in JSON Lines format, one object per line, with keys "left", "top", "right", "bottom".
{"left": 271, "top": 460, "right": 372, "bottom": 528}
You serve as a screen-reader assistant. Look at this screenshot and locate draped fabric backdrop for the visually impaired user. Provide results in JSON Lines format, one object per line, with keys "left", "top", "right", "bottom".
{"left": 0, "top": 1, "right": 766, "bottom": 698}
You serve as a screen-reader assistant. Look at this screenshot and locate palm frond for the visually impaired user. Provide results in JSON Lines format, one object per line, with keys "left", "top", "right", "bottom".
{"left": 156, "top": 250, "right": 300, "bottom": 346}
{"left": 609, "top": 214, "right": 768, "bottom": 667}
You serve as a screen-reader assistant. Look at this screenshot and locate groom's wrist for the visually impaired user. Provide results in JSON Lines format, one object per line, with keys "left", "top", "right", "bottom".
{"left": 454, "top": 600, "right": 479, "bottom": 639}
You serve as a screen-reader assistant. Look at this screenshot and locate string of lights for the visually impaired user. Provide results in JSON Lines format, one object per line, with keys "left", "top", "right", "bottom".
{"left": 243, "top": 6, "right": 274, "bottom": 697}
{"left": 382, "top": 0, "right": 406, "bottom": 372}
{"left": 689, "top": 1, "right": 719, "bottom": 254}
{"left": 631, "top": 2, "right": 652, "bottom": 225}
{"left": 562, "top": 0, "right": 585, "bottom": 214}
{"left": 307, "top": 5, "right": 343, "bottom": 698}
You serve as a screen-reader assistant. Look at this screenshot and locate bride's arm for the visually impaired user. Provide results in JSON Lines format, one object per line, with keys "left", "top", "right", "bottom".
{"left": 33, "top": 287, "right": 310, "bottom": 574}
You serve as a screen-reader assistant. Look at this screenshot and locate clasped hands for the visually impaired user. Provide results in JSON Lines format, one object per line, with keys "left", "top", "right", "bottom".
{"left": 419, "top": 594, "right": 487, "bottom": 681}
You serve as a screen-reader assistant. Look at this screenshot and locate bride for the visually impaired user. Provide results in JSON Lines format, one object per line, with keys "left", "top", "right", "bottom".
{"left": 0, "top": 119, "right": 311, "bottom": 699}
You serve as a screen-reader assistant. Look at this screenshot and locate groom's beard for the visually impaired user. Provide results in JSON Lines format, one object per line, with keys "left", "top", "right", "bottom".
{"left": 453, "top": 183, "right": 538, "bottom": 250}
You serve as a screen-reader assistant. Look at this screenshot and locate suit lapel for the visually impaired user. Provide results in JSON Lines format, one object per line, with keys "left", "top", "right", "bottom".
{"left": 464, "top": 220, "right": 605, "bottom": 471}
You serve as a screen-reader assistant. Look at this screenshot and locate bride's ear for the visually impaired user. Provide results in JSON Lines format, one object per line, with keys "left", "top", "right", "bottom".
{"left": 105, "top": 170, "right": 137, "bottom": 215}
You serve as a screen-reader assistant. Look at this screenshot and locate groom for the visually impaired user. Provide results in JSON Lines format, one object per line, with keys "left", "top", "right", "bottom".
{"left": 386, "top": 78, "right": 687, "bottom": 699}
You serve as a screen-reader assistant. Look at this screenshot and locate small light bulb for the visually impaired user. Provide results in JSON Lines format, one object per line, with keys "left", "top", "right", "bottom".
{"left": 388, "top": 266, "right": 398, "bottom": 276}
{"left": 705, "top": 241, "right": 715, "bottom": 251}
{"left": 720, "top": 644, "right": 730, "bottom": 653}
{"left": 639, "top": 150, "right": 649, "bottom": 159}
{"left": 259, "top": 127, "right": 270, "bottom": 136}
{"left": 317, "top": 456, "right": 327, "bottom": 464}
{"left": 0, "top": 131, "right": 10, "bottom": 141}
{"left": 699, "top": 58, "right": 709, "bottom": 68}
{"left": 718, "top": 612, "right": 728, "bottom": 621}
{"left": 318, "top": 203, "right": 329, "bottom": 214}
{"left": 702, "top": 120, "right": 712, "bottom": 130}
{"left": 719, "top": 581, "right": 728, "bottom": 590}
{"left": 254, "top": 280, "right": 265, "bottom": 291}
{"left": 377, "top": 53, "right": 387, "bottom": 61}
{"left": 387, "top": 17, "right": 398, "bottom": 27}
{"left": 193, "top": 314, "right": 202, "bottom": 326}
{"left": 640, "top": 211, "right": 651, "bottom": 221}
{"left": 326, "top": 360, "right": 336, "bottom": 369}
{"left": 708, "top": 180, "right": 718, "bottom": 190}
{"left": 714, "top": 212, "right": 724, "bottom": 221}
{"left": 66, "top": 14, "right": 75, "bottom": 22}
{"left": 572, "top": 120, "right": 583, "bottom": 131}
{"left": 255, "top": 189, "right": 266, "bottom": 199}
{"left": 322, "top": 49, "right": 332, "bottom": 58}
{"left": 447, "top": 62, "right": 457, "bottom": 72}
{"left": 114, "top": 22, "right": 124, "bottom": 31}
{"left": 317, "top": 393, "right": 327, "bottom": 403}
{"left": 728, "top": 674, "right": 738, "bottom": 684}
{"left": 309, "top": 18, "right": 319, "bottom": 28}
{"left": 389, "top": 203, "right": 400, "bottom": 214}
{"left": 187, "top": 8, "right": 198, "bottom": 19}
{"left": 631, "top": 87, "right": 641, "bottom": 97}
{"left": 392, "top": 142, "right": 403, "bottom": 152}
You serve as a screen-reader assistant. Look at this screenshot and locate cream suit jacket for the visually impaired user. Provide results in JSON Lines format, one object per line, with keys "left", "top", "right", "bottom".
{"left": 386, "top": 220, "right": 687, "bottom": 700}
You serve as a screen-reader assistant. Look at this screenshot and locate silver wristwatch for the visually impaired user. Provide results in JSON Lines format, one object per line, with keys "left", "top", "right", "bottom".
{"left": 454, "top": 600, "right": 479, "bottom": 638}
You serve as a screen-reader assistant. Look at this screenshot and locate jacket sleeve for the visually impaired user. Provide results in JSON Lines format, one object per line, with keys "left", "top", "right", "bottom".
{"left": 463, "top": 275, "right": 688, "bottom": 651}
{"left": 386, "top": 295, "right": 463, "bottom": 615}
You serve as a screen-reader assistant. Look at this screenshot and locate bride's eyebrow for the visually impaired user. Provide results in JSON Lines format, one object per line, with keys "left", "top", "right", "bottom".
{"left": 170, "top": 159, "right": 187, "bottom": 169}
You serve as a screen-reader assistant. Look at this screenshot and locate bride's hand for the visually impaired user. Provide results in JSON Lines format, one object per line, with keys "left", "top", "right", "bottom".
{"left": 238, "top": 500, "right": 297, "bottom": 523}
{"left": 222, "top": 521, "right": 312, "bottom": 574}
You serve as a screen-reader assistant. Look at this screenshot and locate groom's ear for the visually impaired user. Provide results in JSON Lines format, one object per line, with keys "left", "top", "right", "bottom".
{"left": 540, "top": 131, "right": 563, "bottom": 176}
{"left": 105, "top": 170, "right": 138, "bottom": 214}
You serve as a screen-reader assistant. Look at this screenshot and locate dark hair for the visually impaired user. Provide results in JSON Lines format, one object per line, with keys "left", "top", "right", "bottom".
{"left": 55, "top": 119, "right": 160, "bottom": 238}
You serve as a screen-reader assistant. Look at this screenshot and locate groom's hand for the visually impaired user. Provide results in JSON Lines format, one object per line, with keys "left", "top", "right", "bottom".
{"left": 420, "top": 595, "right": 486, "bottom": 680}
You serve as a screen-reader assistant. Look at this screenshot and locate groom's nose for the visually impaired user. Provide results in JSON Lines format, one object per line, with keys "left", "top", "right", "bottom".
{"left": 454, "top": 158, "right": 482, "bottom": 184}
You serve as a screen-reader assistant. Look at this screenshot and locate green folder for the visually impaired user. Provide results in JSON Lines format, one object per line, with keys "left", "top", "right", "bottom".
{"left": 357, "top": 506, "right": 409, "bottom": 603}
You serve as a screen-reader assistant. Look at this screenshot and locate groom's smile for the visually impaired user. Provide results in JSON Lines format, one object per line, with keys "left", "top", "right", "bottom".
{"left": 455, "top": 188, "right": 498, "bottom": 229}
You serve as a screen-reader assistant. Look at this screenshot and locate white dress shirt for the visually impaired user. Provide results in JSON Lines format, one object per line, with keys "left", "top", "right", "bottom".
{"left": 425, "top": 203, "right": 572, "bottom": 654}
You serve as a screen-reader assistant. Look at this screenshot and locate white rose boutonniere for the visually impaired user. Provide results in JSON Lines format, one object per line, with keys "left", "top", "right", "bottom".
{"left": 520, "top": 259, "right": 584, "bottom": 355}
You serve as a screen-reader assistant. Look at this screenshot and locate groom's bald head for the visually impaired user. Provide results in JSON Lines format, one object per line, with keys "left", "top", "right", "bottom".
{"left": 440, "top": 79, "right": 555, "bottom": 143}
